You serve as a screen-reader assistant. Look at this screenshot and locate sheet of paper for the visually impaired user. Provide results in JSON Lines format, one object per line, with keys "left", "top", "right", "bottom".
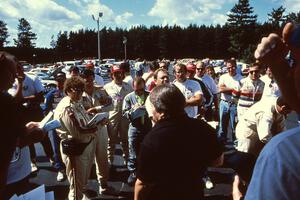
{"left": 87, "top": 112, "right": 109, "bottom": 127}
{"left": 131, "top": 107, "right": 146, "bottom": 120}
{"left": 18, "top": 184, "right": 46, "bottom": 200}
{"left": 39, "top": 111, "right": 54, "bottom": 129}
{"left": 9, "top": 194, "right": 20, "bottom": 200}
{"left": 45, "top": 191, "right": 54, "bottom": 200}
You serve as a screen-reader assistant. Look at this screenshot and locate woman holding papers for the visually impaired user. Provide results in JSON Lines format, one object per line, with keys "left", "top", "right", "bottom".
{"left": 54, "top": 76, "right": 102, "bottom": 200}
{"left": 81, "top": 69, "right": 114, "bottom": 195}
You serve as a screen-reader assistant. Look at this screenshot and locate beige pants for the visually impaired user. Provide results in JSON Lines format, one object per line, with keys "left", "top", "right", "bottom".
{"left": 235, "top": 122, "right": 264, "bottom": 157}
{"left": 94, "top": 126, "right": 109, "bottom": 186}
{"left": 107, "top": 116, "right": 129, "bottom": 162}
{"left": 61, "top": 139, "right": 95, "bottom": 200}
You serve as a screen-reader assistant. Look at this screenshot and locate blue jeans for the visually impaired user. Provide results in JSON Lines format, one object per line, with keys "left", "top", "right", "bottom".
{"left": 217, "top": 100, "right": 237, "bottom": 143}
{"left": 48, "top": 130, "right": 65, "bottom": 171}
{"left": 127, "top": 124, "right": 146, "bottom": 172}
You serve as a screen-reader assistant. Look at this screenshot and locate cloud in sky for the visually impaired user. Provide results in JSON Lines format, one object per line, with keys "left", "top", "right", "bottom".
{"left": 1, "top": 0, "right": 83, "bottom": 47}
{"left": 148, "top": 0, "right": 228, "bottom": 26}
{"left": 75, "top": 0, "right": 134, "bottom": 26}
{"left": 284, "top": 0, "right": 300, "bottom": 13}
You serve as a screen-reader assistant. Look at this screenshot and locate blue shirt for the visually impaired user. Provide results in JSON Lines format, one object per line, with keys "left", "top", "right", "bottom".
{"left": 245, "top": 126, "right": 300, "bottom": 200}
{"left": 44, "top": 88, "right": 65, "bottom": 114}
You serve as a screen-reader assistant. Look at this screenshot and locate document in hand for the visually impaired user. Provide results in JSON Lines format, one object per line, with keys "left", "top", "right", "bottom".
{"left": 39, "top": 111, "right": 61, "bottom": 132}
{"left": 9, "top": 184, "right": 54, "bottom": 200}
{"left": 87, "top": 112, "right": 109, "bottom": 127}
{"left": 131, "top": 106, "right": 146, "bottom": 120}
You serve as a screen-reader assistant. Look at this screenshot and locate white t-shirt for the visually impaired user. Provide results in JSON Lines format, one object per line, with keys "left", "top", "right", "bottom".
{"left": 8, "top": 74, "right": 44, "bottom": 97}
{"left": 173, "top": 79, "right": 202, "bottom": 118}
{"left": 218, "top": 73, "right": 243, "bottom": 101}
{"left": 260, "top": 75, "right": 281, "bottom": 100}
{"left": 6, "top": 146, "right": 31, "bottom": 184}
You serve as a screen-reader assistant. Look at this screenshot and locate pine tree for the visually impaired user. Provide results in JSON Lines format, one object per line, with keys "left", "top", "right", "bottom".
{"left": 14, "top": 18, "right": 37, "bottom": 48}
{"left": 285, "top": 12, "right": 300, "bottom": 24}
{"left": 268, "top": 6, "right": 286, "bottom": 30}
{"left": 227, "top": 0, "right": 257, "bottom": 61}
{"left": 50, "top": 35, "right": 56, "bottom": 49}
{"left": 0, "top": 20, "right": 9, "bottom": 47}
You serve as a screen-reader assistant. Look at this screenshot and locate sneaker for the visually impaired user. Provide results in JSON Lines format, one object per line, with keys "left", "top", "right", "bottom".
{"left": 99, "top": 185, "right": 116, "bottom": 195}
{"left": 57, "top": 170, "right": 66, "bottom": 182}
{"left": 127, "top": 172, "right": 136, "bottom": 186}
{"left": 203, "top": 176, "right": 214, "bottom": 190}
{"left": 31, "top": 162, "right": 38, "bottom": 173}
{"left": 49, "top": 158, "right": 55, "bottom": 166}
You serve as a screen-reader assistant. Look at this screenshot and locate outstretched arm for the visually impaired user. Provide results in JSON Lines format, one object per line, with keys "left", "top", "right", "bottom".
{"left": 254, "top": 23, "right": 300, "bottom": 113}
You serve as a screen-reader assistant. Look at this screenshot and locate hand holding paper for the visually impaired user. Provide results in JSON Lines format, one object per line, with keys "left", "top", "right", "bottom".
{"left": 87, "top": 112, "right": 109, "bottom": 127}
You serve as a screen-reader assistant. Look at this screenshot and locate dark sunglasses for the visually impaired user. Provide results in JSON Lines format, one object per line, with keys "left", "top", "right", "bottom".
{"left": 249, "top": 70, "right": 259, "bottom": 74}
{"left": 196, "top": 68, "right": 205, "bottom": 71}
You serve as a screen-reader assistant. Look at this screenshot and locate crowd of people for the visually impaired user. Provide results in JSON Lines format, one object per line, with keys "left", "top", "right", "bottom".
{"left": 1, "top": 22, "right": 300, "bottom": 200}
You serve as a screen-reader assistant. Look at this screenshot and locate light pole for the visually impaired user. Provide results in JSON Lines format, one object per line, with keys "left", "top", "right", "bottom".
{"left": 92, "top": 12, "right": 103, "bottom": 63}
{"left": 123, "top": 36, "right": 127, "bottom": 61}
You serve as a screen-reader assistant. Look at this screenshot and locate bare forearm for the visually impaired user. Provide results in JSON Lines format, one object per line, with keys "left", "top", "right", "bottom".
{"left": 134, "top": 178, "right": 144, "bottom": 200}
{"left": 186, "top": 95, "right": 201, "bottom": 106}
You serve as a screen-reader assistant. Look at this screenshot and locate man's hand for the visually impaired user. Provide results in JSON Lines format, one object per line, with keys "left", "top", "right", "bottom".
{"left": 232, "top": 175, "right": 244, "bottom": 200}
{"left": 254, "top": 23, "right": 300, "bottom": 113}
{"left": 87, "top": 107, "right": 98, "bottom": 114}
{"left": 18, "top": 122, "right": 46, "bottom": 147}
{"left": 133, "top": 103, "right": 142, "bottom": 110}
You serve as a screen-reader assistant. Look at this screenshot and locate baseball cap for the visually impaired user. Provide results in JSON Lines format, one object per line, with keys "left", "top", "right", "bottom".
{"left": 111, "top": 65, "right": 123, "bottom": 73}
{"left": 86, "top": 62, "right": 94, "bottom": 69}
{"left": 55, "top": 72, "right": 66, "bottom": 81}
{"left": 186, "top": 63, "right": 196, "bottom": 72}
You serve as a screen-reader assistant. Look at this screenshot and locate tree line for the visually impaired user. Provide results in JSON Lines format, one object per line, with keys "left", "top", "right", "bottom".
{"left": 0, "top": 0, "right": 300, "bottom": 64}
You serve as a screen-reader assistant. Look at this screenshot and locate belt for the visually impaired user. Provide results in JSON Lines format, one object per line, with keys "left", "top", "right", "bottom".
{"left": 221, "top": 99, "right": 236, "bottom": 105}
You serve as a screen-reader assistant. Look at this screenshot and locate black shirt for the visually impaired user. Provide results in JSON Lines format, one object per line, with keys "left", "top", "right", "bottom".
{"left": 0, "top": 92, "right": 26, "bottom": 191}
{"left": 137, "top": 115, "right": 223, "bottom": 200}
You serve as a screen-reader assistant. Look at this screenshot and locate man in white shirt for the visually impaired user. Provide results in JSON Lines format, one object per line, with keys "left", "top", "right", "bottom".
{"left": 235, "top": 63, "right": 265, "bottom": 119}
{"left": 218, "top": 59, "right": 243, "bottom": 144}
{"left": 195, "top": 61, "right": 219, "bottom": 121}
{"left": 173, "top": 63, "right": 203, "bottom": 118}
{"left": 104, "top": 65, "right": 133, "bottom": 165}
{"left": 235, "top": 97, "right": 294, "bottom": 157}
{"left": 260, "top": 66, "right": 281, "bottom": 100}
{"left": 145, "top": 68, "right": 170, "bottom": 124}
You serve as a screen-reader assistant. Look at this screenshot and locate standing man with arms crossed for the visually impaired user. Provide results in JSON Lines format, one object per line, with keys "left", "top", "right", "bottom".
{"left": 218, "top": 59, "right": 243, "bottom": 145}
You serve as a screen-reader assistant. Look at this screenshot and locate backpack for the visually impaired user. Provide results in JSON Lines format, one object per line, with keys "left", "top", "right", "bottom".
{"left": 193, "top": 78, "right": 213, "bottom": 107}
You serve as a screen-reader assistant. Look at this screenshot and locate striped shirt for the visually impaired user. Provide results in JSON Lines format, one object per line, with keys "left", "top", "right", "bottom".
{"left": 234, "top": 77, "right": 265, "bottom": 119}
